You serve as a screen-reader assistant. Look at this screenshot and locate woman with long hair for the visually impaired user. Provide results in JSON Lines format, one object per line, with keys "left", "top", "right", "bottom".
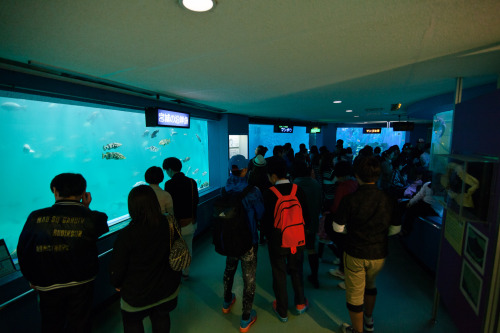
{"left": 110, "top": 185, "right": 181, "bottom": 333}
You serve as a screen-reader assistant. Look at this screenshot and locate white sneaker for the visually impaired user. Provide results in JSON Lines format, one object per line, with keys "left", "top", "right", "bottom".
{"left": 338, "top": 281, "right": 346, "bottom": 290}
{"left": 328, "top": 268, "right": 345, "bottom": 280}
{"left": 364, "top": 314, "right": 374, "bottom": 332}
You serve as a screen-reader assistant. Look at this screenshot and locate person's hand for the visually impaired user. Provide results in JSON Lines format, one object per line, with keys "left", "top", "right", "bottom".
{"left": 82, "top": 192, "right": 92, "bottom": 207}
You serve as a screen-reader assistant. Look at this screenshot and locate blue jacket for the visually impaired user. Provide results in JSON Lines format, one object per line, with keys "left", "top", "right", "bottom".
{"left": 224, "top": 175, "right": 265, "bottom": 244}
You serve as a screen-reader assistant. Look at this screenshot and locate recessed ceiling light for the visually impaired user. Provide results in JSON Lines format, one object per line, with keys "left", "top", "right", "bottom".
{"left": 180, "top": 0, "right": 215, "bottom": 12}
{"left": 333, "top": 100, "right": 342, "bottom": 104}
{"left": 346, "top": 110, "right": 353, "bottom": 112}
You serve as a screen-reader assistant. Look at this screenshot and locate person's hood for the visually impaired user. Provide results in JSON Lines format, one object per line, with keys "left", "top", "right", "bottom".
{"left": 225, "top": 174, "right": 248, "bottom": 193}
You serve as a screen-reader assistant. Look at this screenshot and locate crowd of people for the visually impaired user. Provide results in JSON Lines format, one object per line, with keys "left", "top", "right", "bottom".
{"left": 16, "top": 139, "right": 440, "bottom": 333}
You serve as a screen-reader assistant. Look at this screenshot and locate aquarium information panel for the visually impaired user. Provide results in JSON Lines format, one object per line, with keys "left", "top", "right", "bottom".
{"left": 146, "top": 107, "right": 190, "bottom": 128}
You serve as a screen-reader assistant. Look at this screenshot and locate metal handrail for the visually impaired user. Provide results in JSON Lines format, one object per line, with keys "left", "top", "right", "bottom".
{"left": 0, "top": 248, "right": 114, "bottom": 311}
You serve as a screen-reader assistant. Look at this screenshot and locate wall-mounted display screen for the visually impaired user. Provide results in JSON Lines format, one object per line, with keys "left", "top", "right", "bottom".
{"left": 145, "top": 107, "right": 190, "bottom": 128}
{"left": 0, "top": 95, "right": 209, "bottom": 255}
{"left": 363, "top": 128, "right": 381, "bottom": 134}
{"left": 273, "top": 125, "right": 294, "bottom": 133}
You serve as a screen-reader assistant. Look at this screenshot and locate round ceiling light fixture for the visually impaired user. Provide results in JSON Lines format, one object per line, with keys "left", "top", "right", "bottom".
{"left": 181, "top": 0, "right": 215, "bottom": 12}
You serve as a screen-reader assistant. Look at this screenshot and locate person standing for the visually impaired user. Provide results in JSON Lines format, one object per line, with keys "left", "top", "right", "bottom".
{"left": 110, "top": 185, "right": 181, "bottom": 333}
{"left": 163, "top": 157, "right": 199, "bottom": 280}
{"left": 262, "top": 157, "right": 310, "bottom": 322}
{"left": 17, "top": 173, "right": 109, "bottom": 333}
{"left": 332, "top": 157, "right": 400, "bottom": 333}
{"left": 292, "top": 159, "right": 322, "bottom": 288}
{"left": 145, "top": 166, "right": 174, "bottom": 216}
{"left": 221, "top": 155, "right": 264, "bottom": 332}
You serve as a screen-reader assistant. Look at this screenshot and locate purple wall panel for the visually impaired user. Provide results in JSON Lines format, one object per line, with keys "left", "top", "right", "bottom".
{"left": 437, "top": 89, "right": 500, "bottom": 333}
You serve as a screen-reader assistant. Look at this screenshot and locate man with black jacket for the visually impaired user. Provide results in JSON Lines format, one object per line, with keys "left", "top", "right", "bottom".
{"left": 163, "top": 157, "right": 199, "bottom": 279}
{"left": 332, "top": 157, "right": 400, "bottom": 333}
{"left": 17, "top": 173, "right": 108, "bottom": 333}
{"left": 261, "top": 156, "right": 310, "bottom": 323}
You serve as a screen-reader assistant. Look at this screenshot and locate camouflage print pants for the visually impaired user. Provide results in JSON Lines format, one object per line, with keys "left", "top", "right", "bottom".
{"left": 223, "top": 244, "right": 257, "bottom": 318}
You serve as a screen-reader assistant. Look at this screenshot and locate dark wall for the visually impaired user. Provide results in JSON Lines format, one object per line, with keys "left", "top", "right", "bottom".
{"left": 437, "top": 89, "right": 500, "bottom": 333}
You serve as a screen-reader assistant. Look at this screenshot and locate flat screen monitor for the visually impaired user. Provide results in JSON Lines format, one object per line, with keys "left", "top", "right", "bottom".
{"left": 145, "top": 107, "right": 190, "bottom": 128}
{"left": 363, "top": 128, "right": 382, "bottom": 134}
{"left": 391, "top": 122, "right": 414, "bottom": 131}
{"left": 273, "top": 125, "right": 293, "bottom": 133}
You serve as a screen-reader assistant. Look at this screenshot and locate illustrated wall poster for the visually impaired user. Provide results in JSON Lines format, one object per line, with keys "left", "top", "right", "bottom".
{"left": 464, "top": 223, "right": 488, "bottom": 275}
{"left": 444, "top": 210, "right": 465, "bottom": 255}
{"left": 459, "top": 260, "right": 483, "bottom": 315}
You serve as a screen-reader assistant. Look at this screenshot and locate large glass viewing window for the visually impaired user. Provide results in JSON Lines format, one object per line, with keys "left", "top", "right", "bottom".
{"left": 336, "top": 127, "right": 406, "bottom": 155}
{"left": 249, "top": 124, "right": 310, "bottom": 156}
{"left": 0, "top": 94, "right": 209, "bottom": 254}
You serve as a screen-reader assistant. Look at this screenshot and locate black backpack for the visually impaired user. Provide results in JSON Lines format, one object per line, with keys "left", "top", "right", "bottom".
{"left": 212, "top": 185, "right": 254, "bottom": 256}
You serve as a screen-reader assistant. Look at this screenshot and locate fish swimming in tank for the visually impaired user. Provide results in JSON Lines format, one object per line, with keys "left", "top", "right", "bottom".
{"left": 143, "top": 130, "right": 150, "bottom": 137}
{"left": 159, "top": 139, "right": 171, "bottom": 146}
{"left": 192, "top": 168, "right": 199, "bottom": 175}
{"left": 195, "top": 134, "right": 201, "bottom": 142}
{"left": 202, "top": 171, "right": 207, "bottom": 176}
{"left": 170, "top": 129, "right": 178, "bottom": 136}
{"left": 102, "top": 152, "right": 126, "bottom": 160}
{"left": 23, "top": 144, "right": 35, "bottom": 153}
{"left": 103, "top": 142, "right": 122, "bottom": 151}
{"left": 1, "top": 102, "right": 25, "bottom": 111}
{"left": 182, "top": 157, "right": 190, "bottom": 163}
{"left": 145, "top": 146, "right": 160, "bottom": 152}
{"left": 151, "top": 130, "right": 159, "bottom": 138}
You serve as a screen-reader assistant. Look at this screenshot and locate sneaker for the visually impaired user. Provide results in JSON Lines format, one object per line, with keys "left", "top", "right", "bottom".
{"left": 329, "top": 268, "right": 345, "bottom": 280}
{"left": 364, "top": 314, "right": 374, "bottom": 332}
{"left": 240, "top": 309, "right": 257, "bottom": 332}
{"left": 307, "top": 274, "right": 319, "bottom": 289}
{"left": 340, "top": 323, "right": 359, "bottom": 333}
{"left": 296, "top": 298, "right": 309, "bottom": 315}
{"left": 338, "top": 281, "right": 346, "bottom": 290}
{"left": 222, "top": 293, "right": 236, "bottom": 314}
{"left": 272, "top": 300, "right": 288, "bottom": 322}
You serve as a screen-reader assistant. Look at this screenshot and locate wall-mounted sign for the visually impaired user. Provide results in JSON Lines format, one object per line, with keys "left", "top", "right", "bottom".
{"left": 145, "top": 107, "right": 190, "bottom": 128}
{"left": 307, "top": 126, "right": 321, "bottom": 134}
{"left": 363, "top": 128, "right": 382, "bottom": 134}
{"left": 273, "top": 125, "right": 294, "bottom": 133}
{"left": 391, "top": 122, "right": 414, "bottom": 131}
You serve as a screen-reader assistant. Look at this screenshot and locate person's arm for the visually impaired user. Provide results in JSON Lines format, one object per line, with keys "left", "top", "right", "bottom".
{"left": 165, "top": 192, "right": 175, "bottom": 216}
{"left": 296, "top": 186, "right": 310, "bottom": 227}
{"left": 331, "top": 196, "right": 348, "bottom": 234}
{"left": 388, "top": 194, "right": 402, "bottom": 236}
{"left": 192, "top": 179, "right": 199, "bottom": 219}
{"left": 109, "top": 232, "right": 130, "bottom": 291}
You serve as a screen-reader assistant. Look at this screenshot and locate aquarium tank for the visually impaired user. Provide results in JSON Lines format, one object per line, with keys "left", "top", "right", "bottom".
{"left": 336, "top": 127, "right": 406, "bottom": 155}
{"left": 249, "top": 124, "right": 310, "bottom": 156}
{"left": 0, "top": 95, "right": 209, "bottom": 255}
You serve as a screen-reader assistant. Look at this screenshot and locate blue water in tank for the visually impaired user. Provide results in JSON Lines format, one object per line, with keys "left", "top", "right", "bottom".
{"left": 0, "top": 96, "right": 209, "bottom": 254}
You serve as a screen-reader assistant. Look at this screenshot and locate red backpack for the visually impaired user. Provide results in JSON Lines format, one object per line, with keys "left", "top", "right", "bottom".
{"left": 269, "top": 184, "right": 306, "bottom": 254}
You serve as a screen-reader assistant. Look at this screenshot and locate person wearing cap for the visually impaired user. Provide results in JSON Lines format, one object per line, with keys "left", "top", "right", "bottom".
{"left": 221, "top": 155, "right": 264, "bottom": 332}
